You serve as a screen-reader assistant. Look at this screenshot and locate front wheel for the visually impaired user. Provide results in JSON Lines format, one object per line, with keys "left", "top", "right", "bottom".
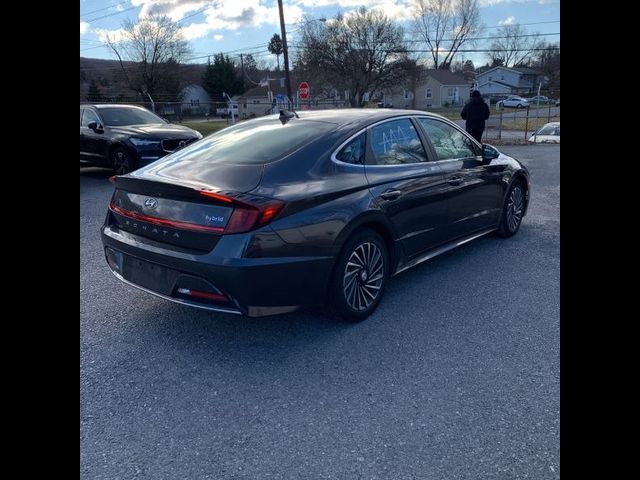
{"left": 497, "top": 181, "right": 526, "bottom": 237}
{"left": 329, "top": 229, "right": 389, "bottom": 322}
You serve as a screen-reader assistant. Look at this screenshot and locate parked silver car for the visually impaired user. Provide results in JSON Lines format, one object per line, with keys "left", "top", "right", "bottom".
{"left": 527, "top": 95, "right": 554, "bottom": 104}
{"left": 497, "top": 96, "right": 530, "bottom": 109}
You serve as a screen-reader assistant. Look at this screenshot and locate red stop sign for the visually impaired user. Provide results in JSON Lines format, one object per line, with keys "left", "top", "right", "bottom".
{"left": 298, "top": 82, "right": 310, "bottom": 100}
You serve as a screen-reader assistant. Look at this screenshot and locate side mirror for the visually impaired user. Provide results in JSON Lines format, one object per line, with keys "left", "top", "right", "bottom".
{"left": 87, "top": 121, "right": 103, "bottom": 133}
{"left": 482, "top": 144, "right": 500, "bottom": 161}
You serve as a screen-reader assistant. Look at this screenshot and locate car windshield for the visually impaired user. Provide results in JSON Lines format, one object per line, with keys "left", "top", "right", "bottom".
{"left": 159, "top": 116, "right": 336, "bottom": 165}
{"left": 537, "top": 124, "right": 559, "bottom": 135}
{"left": 99, "top": 107, "right": 166, "bottom": 126}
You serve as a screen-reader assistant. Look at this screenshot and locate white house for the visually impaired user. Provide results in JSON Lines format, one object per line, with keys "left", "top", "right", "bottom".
{"left": 180, "top": 84, "right": 212, "bottom": 115}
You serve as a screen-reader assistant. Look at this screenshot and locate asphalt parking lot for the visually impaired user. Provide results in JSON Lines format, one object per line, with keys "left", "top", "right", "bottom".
{"left": 80, "top": 145, "right": 560, "bottom": 479}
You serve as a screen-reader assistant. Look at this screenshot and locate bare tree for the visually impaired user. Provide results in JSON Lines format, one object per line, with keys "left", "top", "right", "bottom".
{"left": 296, "top": 7, "right": 409, "bottom": 107}
{"left": 487, "top": 24, "right": 543, "bottom": 67}
{"left": 106, "top": 15, "right": 190, "bottom": 100}
{"left": 412, "top": 0, "right": 481, "bottom": 70}
{"left": 532, "top": 41, "right": 560, "bottom": 96}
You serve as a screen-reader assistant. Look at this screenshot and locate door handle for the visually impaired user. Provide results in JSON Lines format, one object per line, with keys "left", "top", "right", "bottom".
{"left": 380, "top": 189, "right": 402, "bottom": 200}
{"left": 448, "top": 176, "right": 463, "bottom": 186}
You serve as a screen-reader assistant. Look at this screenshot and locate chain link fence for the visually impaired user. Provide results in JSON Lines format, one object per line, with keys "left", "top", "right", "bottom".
{"left": 81, "top": 98, "right": 559, "bottom": 144}
{"left": 483, "top": 103, "right": 560, "bottom": 143}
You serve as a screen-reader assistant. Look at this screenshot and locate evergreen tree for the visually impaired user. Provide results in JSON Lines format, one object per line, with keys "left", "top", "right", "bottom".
{"left": 202, "top": 53, "right": 244, "bottom": 99}
{"left": 86, "top": 80, "right": 103, "bottom": 102}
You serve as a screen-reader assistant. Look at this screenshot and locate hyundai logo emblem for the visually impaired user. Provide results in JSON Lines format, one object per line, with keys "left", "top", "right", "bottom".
{"left": 144, "top": 198, "right": 158, "bottom": 209}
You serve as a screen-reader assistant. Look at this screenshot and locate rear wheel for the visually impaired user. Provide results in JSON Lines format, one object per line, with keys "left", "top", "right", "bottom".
{"left": 111, "top": 147, "right": 135, "bottom": 175}
{"left": 497, "top": 181, "right": 526, "bottom": 237}
{"left": 329, "top": 229, "right": 389, "bottom": 322}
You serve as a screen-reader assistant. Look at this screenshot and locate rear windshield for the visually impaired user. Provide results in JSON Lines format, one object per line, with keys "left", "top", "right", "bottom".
{"left": 167, "top": 116, "right": 335, "bottom": 164}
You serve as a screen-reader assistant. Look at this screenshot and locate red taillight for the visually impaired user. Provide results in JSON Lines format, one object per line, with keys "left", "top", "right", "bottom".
{"left": 198, "top": 191, "right": 284, "bottom": 234}
{"left": 109, "top": 175, "right": 118, "bottom": 185}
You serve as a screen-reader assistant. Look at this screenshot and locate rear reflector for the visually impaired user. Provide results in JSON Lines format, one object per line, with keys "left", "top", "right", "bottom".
{"left": 109, "top": 202, "right": 225, "bottom": 233}
{"left": 177, "top": 288, "right": 227, "bottom": 302}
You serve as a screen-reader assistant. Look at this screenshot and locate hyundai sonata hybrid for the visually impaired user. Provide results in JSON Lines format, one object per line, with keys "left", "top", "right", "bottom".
{"left": 101, "top": 109, "right": 529, "bottom": 322}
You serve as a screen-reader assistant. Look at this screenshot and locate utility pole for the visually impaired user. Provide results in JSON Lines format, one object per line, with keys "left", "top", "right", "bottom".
{"left": 277, "top": 0, "right": 292, "bottom": 107}
{"left": 240, "top": 53, "right": 244, "bottom": 78}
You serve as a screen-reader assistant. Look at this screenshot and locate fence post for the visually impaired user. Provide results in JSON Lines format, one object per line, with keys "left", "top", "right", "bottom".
{"left": 524, "top": 107, "right": 529, "bottom": 140}
{"left": 498, "top": 110, "right": 503, "bottom": 140}
{"left": 548, "top": 103, "right": 552, "bottom": 122}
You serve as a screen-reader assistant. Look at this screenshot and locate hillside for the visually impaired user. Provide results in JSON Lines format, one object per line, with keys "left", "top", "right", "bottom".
{"left": 79, "top": 57, "right": 207, "bottom": 102}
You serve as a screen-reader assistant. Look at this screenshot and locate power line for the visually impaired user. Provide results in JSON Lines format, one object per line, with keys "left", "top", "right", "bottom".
{"left": 83, "top": 5, "right": 137, "bottom": 23}
{"left": 80, "top": 1, "right": 131, "bottom": 18}
{"left": 404, "top": 32, "right": 560, "bottom": 44}
{"left": 481, "top": 20, "right": 560, "bottom": 30}
{"left": 80, "top": 43, "right": 271, "bottom": 71}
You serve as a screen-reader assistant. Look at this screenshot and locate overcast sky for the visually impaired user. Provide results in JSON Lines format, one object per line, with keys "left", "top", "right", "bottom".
{"left": 80, "top": 0, "right": 560, "bottom": 68}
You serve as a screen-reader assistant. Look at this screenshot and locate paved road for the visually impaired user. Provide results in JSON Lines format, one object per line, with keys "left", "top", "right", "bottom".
{"left": 80, "top": 145, "right": 560, "bottom": 479}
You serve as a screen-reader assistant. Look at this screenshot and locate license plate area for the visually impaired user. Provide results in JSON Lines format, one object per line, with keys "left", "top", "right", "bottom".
{"left": 106, "top": 248, "right": 179, "bottom": 296}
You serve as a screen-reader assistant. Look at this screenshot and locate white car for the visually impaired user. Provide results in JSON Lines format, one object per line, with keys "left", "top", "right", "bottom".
{"left": 528, "top": 122, "right": 560, "bottom": 143}
{"left": 497, "top": 96, "right": 530, "bottom": 109}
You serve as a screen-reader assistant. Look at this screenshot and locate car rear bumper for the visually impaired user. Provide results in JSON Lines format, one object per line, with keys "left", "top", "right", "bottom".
{"left": 101, "top": 225, "right": 335, "bottom": 317}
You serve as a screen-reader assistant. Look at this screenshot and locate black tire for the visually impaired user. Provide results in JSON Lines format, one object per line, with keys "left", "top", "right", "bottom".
{"left": 497, "top": 180, "right": 526, "bottom": 237}
{"left": 517, "top": 104, "right": 524, "bottom": 109}
{"left": 329, "top": 228, "right": 389, "bottom": 322}
{"left": 111, "top": 146, "right": 135, "bottom": 175}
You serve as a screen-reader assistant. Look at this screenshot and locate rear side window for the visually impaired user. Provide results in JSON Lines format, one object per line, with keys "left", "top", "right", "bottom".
{"left": 418, "top": 118, "right": 477, "bottom": 160}
{"left": 167, "top": 117, "right": 335, "bottom": 165}
{"left": 369, "top": 119, "right": 428, "bottom": 165}
{"left": 335, "top": 133, "right": 366, "bottom": 164}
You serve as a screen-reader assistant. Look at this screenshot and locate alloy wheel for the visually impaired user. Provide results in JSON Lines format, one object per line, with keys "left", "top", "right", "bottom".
{"left": 506, "top": 186, "right": 524, "bottom": 232}
{"left": 343, "top": 242, "right": 385, "bottom": 312}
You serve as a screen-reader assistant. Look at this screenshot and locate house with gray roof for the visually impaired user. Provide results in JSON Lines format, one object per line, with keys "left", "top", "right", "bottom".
{"left": 476, "top": 66, "right": 544, "bottom": 97}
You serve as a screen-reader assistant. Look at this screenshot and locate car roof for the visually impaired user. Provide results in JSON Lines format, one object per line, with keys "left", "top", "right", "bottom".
{"left": 263, "top": 108, "right": 449, "bottom": 128}
{"left": 85, "top": 104, "right": 149, "bottom": 110}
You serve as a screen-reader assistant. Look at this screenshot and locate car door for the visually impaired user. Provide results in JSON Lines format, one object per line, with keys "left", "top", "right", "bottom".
{"left": 416, "top": 117, "right": 504, "bottom": 239}
{"left": 363, "top": 117, "right": 449, "bottom": 258}
{"left": 80, "top": 107, "right": 108, "bottom": 166}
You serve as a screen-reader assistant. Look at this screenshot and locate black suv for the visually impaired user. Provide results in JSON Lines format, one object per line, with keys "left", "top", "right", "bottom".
{"left": 80, "top": 104, "right": 202, "bottom": 174}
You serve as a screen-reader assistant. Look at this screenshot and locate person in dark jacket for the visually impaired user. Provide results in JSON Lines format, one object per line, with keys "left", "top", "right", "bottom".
{"left": 461, "top": 90, "right": 491, "bottom": 142}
